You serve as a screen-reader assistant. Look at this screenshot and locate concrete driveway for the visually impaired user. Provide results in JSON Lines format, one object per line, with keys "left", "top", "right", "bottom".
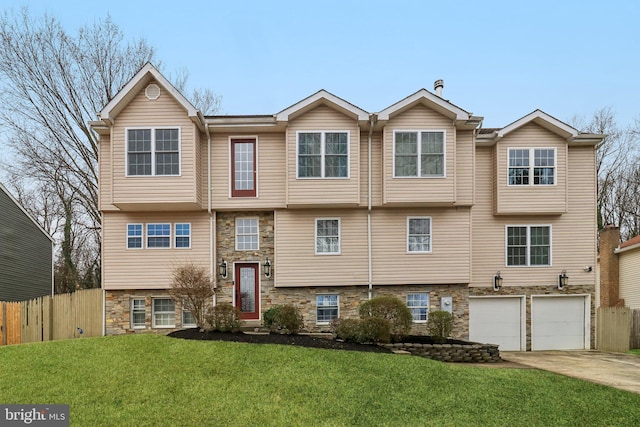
{"left": 501, "top": 350, "right": 640, "bottom": 394}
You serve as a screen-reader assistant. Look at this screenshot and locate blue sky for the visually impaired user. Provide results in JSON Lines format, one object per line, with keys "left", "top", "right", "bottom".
{"left": 2, "top": 0, "right": 639, "bottom": 128}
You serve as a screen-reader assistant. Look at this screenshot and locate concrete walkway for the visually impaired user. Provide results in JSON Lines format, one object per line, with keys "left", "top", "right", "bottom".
{"left": 501, "top": 350, "right": 640, "bottom": 394}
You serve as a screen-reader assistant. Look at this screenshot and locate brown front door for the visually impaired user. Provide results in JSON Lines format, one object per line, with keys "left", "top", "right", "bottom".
{"left": 235, "top": 263, "right": 259, "bottom": 320}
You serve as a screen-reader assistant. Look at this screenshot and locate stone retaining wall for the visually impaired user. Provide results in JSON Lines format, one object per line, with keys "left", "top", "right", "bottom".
{"left": 382, "top": 342, "right": 501, "bottom": 363}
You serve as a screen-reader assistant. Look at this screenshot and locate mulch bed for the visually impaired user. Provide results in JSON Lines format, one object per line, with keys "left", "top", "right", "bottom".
{"left": 168, "top": 328, "right": 393, "bottom": 353}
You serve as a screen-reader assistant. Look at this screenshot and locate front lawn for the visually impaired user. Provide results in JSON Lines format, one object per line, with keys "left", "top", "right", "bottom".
{"left": 1, "top": 334, "right": 640, "bottom": 426}
{"left": 628, "top": 349, "right": 640, "bottom": 355}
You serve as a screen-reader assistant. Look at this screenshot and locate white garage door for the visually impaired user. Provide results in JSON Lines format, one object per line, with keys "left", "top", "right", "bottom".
{"left": 531, "top": 296, "right": 588, "bottom": 350}
{"left": 469, "top": 297, "right": 524, "bottom": 351}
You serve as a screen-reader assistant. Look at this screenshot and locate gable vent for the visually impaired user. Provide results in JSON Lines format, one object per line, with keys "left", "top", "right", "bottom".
{"left": 145, "top": 84, "right": 161, "bottom": 100}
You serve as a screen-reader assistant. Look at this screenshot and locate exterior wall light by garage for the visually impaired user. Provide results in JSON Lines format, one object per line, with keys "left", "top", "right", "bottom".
{"left": 263, "top": 257, "right": 272, "bottom": 278}
{"left": 558, "top": 270, "right": 568, "bottom": 290}
{"left": 493, "top": 271, "right": 503, "bottom": 291}
{"left": 218, "top": 259, "right": 228, "bottom": 279}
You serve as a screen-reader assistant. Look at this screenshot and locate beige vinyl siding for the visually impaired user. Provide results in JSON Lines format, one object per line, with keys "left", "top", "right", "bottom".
{"left": 371, "top": 207, "right": 471, "bottom": 285}
{"left": 286, "top": 106, "right": 360, "bottom": 206}
{"left": 194, "top": 129, "right": 202, "bottom": 207}
{"left": 99, "top": 135, "right": 116, "bottom": 210}
{"left": 102, "top": 212, "right": 209, "bottom": 290}
{"left": 620, "top": 249, "right": 640, "bottom": 308}
{"left": 495, "top": 123, "right": 567, "bottom": 215}
{"left": 207, "top": 133, "right": 286, "bottom": 210}
{"left": 471, "top": 145, "right": 596, "bottom": 288}
{"left": 455, "top": 130, "right": 474, "bottom": 206}
{"left": 110, "top": 80, "right": 199, "bottom": 209}
{"left": 383, "top": 104, "right": 455, "bottom": 205}
{"left": 274, "top": 209, "right": 368, "bottom": 287}
{"left": 359, "top": 130, "right": 382, "bottom": 207}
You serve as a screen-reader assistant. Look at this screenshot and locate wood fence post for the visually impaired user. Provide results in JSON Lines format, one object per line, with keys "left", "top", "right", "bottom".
{"left": 1, "top": 302, "right": 6, "bottom": 346}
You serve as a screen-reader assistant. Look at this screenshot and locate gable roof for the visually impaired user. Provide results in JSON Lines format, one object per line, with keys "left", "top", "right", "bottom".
{"left": 99, "top": 63, "right": 204, "bottom": 129}
{"left": 0, "top": 182, "right": 53, "bottom": 242}
{"left": 275, "top": 90, "right": 369, "bottom": 122}
{"left": 377, "top": 88, "right": 473, "bottom": 122}
{"left": 497, "top": 109, "right": 578, "bottom": 139}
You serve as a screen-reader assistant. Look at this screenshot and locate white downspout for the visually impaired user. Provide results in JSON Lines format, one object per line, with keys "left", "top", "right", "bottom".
{"left": 206, "top": 123, "right": 216, "bottom": 307}
{"left": 367, "top": 115, "right": 376, "bottom": 299}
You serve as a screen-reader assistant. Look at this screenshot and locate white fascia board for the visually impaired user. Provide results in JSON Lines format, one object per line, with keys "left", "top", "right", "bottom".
{"left": 377, "top": 89, "right": 471, "bottom": 121}
{"left": 498, "top": 110, "right": 578, "bottom": 139}
{"left": 275, "top": 90, "right": 369, "bottom": 122}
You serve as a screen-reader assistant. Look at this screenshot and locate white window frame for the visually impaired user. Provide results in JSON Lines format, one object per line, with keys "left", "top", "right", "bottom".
{"left": 315, "top": 218, "right": 341, "bottom": 255}
{"left": 229, "top": 137, "right": 258, "bottom": 198}
{"left": 296, "top": 131, "right": 350, "bottom": 179}
{"left": 174, "top": 223, "right": 191, "bottom": 249}
{"left": 147, "top": 223, "right": 171, "bottom": 249}
{"left": 182, "top": 300, "right": 197, "bottom": 328}
{"left": 131, "top": 298, "right": 146, "bottom": 329}
{"left": 152, "top": 298, "right": 175, "bottom": 328}
{"left": 126, "top": 223, "right": 143, "bottom": 249}
{"left": 235, "top": 217, "right": 260, "bottom": 251}
{"left": 316, "top": 294, "right": 339, "bottom": 324}
{"left": 125, "top": 127, "right": 181, "bottom": 177}
{"left": 407, "top": 216, "right": 432, "bottom": 254}
{"left": 393, "top": 130, "right": 446, "bottom": 178}
{"left": 507, "top": 147, "right": 556, "bottom": 186}
{"left": 505, "top": 225, "right": 552, "bottom": 267}
{"left": 407, "top": 293, "right": 429, "bottom": 323}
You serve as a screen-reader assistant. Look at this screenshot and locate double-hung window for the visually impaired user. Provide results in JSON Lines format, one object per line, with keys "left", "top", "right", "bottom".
{"left": 152, "top": 298, "right": 175, "bottom": 328}
{"left": 147, "top": 223, "right": 171, "bottom": 248}
{"left": 407, "top": 217, "right": 432, "bottom": 253}
{"left": 297, "top": 131, "right": 348, "bottom": 178}
{"left": 407, "top": 293, "right": 428, "bottom": 322}
{"left": 236, "top": 218, "right": 259, "bottom": 250}
{"left": 317, "top": 294, "right": 339, "bottom": 324}
{"left": 127, "top": 128, "right": 180, "bottom": 176}
{"left": 182, "top": 300, "right": 196, "bottom": 328}
{"left": 508, "top": 148, "right": 555, "bottom": 185}
{"left": 394, "top": 131, "right": 445, "bottom": 177}
{"left": 506, "top": 225, "right": 551, "bottom": 266}
{"left": 131, "top": 298, "right": 146, "bottom": 329}
{"left": 175, "top": 223, "right": 191, "bottom": 249}
{"left": 127, "top": 224, "right": 143, "bottom": 249}
{"left": 231, "top": 139, "right": 256, "bottom": 197}
{"left": 316, "top": 218, "right": 340, "bottom": 255}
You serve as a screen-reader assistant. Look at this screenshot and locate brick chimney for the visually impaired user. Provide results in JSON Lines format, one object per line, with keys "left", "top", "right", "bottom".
{"left": 599, "top": 225, "right": 622, "bottom": 307}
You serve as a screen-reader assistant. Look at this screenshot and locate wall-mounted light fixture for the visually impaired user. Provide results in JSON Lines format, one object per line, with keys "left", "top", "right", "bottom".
{"left": 493, "top": 271, "right": 503, "bottom": 291}
{"left": 263, "top": 257, "right": 272, "bottom": 278}
{"left": 558, "top": 270, "right": 568, "bottom": 290}
{"left": 218, "top": 259, "right": 228, "bottom": 279}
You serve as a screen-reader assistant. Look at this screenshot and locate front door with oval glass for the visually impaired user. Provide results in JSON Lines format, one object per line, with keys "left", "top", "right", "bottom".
{"left": 235, "top": 263, "right": 259, "bottom": 320}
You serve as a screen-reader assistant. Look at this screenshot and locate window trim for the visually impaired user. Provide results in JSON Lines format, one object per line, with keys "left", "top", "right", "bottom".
{"left": 181, "top": 300, "right": 197, "bottom": 328}
{"left": 296, "top": 130, "right": 350, "bottom": 179}
{"left": 152, "top": 298, "right": 176, "bottom": 328}
{"left": 407, "top": 216, "right": 432, "bottom": 254}
{"left": 407, "top": 293, "right": 429, "bottom": 323}
{"left": 316, "top": 294, "right": 339, "bottom": 325}
{"left": 507, "top": 147, "right": 556, "bottom": 186}
{"left": 146, "top": 223, "right": 171, "bottom": 249}
{"left": 125, "top": 126, "right": 181, "bottom": 177}
{"left": 315, "top": 217, "right": 341, "bottom": 255}
{"left": 126, "top": 223, "right": 143, "bottom": 249}
{"left": 230, "top": 138, "right": 258, "bottom": 197}
{"left": 392, "top": 130, "right": 447, "bottom": 178}
{"left": 174, "top": 223, "right": 191, "bottom": 249}
{"left": 235, "top": 217, "right": 260, "bottom": 251}
{"left": 505, "top": 224, "right": 553, "bottom": 267}
{"left": 131, "top": 298, "right": 146, "bottom": 329}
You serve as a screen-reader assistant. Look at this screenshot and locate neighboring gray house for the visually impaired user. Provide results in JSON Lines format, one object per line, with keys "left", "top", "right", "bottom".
{"left": 0, "top": 182, "right": 53, "bottom": 301}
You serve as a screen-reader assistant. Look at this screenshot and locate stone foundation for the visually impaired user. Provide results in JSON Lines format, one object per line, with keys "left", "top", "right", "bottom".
{"left": 383, "top": 342, "right": 501, "bottom": 363}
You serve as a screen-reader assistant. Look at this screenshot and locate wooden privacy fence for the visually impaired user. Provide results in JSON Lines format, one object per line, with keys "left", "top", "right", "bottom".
{"left": 596, "top": 307, "right": 640, "bottom": 352}
{"left": 0, "top": 288, "right": 103, "bottom": 346}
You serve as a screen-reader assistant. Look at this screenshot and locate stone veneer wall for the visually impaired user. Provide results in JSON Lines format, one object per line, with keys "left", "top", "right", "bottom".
{"left": 382, "top": 342, "right": 501, "bottom": 363}
{"left": 469, "top": 284, "right": 596, "bottom": 350}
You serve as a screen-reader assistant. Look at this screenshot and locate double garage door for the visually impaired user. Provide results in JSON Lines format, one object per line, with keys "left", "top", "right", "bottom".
{"left": 469, "top": 295, "right": 589, "bottom": 351}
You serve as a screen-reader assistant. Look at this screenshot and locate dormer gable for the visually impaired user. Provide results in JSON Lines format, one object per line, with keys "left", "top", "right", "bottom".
{"left": 276, "top": 90, "right": 369, "bottom": 124}
{"left": 97, "top": 63, "right": 204, "bottom": 130}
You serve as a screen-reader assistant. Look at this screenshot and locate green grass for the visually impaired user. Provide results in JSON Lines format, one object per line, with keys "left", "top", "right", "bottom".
{"left": 2, "top": 335, "right": 640, "bottom": 426}
{"left": 629, "top": 349, "right": 640, "bottom": 355}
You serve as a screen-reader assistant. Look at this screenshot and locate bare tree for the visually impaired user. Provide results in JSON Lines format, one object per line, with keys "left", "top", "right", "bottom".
{"left": 0, "top": 9, "right": 220, "bottom": 291}
{"left": 571, "top": 108, "right": 640, "bottom": 241}
{"left": 170, "top": 263, "right": 214, "bottom": 329}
